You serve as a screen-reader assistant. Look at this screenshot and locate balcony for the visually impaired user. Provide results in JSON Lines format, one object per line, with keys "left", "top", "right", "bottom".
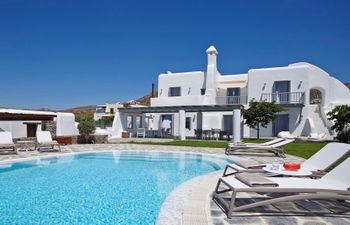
{"left": 216, "top": 96, "right": 248, "bottom": 105}
{"left": 95, "top": 109, "right": 106, "bottom": 114}
{"left": 260, "top": 92, "right": 305, "bottom": 105}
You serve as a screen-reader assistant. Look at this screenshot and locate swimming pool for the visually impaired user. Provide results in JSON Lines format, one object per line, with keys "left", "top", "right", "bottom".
{"left": 0, "top": 151, "right": 232, "bottom": 224}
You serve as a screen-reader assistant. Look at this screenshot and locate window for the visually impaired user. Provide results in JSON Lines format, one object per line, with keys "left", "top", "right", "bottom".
{"left": 185, "top": 117, "right": 191, "bottom": 130}
{"left": 200, "top": 88, "right": 206, "bottom": 95}
{"left": 136, "top": 116, "right": 142, "bottom": 128}
{"left": 110, "top": 108, "right": 114, "bottom": 114}
{"left": 227, "top": 88, "right": 240, "bottom": 104}
{"left": 273, "top": 81, "right": 290, "bottom": 93}
{"left": 227, "top": 88, "right": 240, "bottom": 97}
{"left": 127, "top": 115, "right": 133, "bottom": 129}
{"left": 169, "top": 87, "right": 181, "bottom": 97}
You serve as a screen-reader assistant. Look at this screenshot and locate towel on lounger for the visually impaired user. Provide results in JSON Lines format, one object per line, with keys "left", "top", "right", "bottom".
{"left": 235, "top": 173, "right": 278, "bottom": 187}
{"left": 234, "top": 159, "right": 264, "bottom": 169}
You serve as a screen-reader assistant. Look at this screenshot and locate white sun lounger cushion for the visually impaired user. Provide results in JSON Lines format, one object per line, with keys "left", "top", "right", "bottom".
{"left": 234, "top": 159, "right": 263, "bottom": 169}
{"left": 235, "top": 173, "right": 279, "bottom": 187}
{"left": 0, "top": 132, "right": 14, "bottom": 145}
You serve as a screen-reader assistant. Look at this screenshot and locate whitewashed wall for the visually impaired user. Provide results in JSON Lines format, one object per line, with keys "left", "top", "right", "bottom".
{"left": 56, "top": 113, "right": 79, "bottom": 136}
{"left": 0, "top": 121, "right": 42, "bottom": 138}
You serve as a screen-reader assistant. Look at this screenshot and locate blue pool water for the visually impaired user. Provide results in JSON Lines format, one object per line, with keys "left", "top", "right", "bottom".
{"left": 0, "top": 151, "right": 232, "bottom": 225}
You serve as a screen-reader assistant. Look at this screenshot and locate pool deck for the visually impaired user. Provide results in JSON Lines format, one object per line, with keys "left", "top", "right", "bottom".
{"left": 0, "top": 144, "right": 349, "bottom": 225}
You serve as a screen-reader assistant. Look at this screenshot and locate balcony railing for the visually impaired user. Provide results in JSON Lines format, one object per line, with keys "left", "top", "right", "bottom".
{"left": 260, "top": 92, "right": 305, "bottom": 105}
{"left": 216, "top": 96, "right": 248, "bottom": 105}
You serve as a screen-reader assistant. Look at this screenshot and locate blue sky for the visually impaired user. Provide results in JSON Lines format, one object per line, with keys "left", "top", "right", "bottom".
{"left": 0, "top": 0, "right": 349, "bottom": 109}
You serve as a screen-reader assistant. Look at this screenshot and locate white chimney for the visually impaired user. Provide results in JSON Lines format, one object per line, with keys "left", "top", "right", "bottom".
{"left": 205, "top": 45, "right": 218, "bottom": 100}
{"left": 206, "top": 45, "right": 218, "bottom": 66}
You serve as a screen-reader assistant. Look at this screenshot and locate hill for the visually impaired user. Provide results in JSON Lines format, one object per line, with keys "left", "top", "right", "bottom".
{"left": 62, "top": 105, "right": 97, "bottom": 120}
{"left": 135, "top": 93, "right": 154, "bottom": 106}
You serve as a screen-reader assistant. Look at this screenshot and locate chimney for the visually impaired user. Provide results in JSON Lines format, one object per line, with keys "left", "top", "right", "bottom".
{"left": 205, "top": 45, "right": 218, "bottom": 98}
{"left": 151, "top": 83, "right": 155, "bottom": 97}
{"left": 206, "top": 45, "right": 218, "bottom": 66}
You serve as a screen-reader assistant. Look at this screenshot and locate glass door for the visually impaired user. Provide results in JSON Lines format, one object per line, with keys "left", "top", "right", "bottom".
{"left": 273, "top": 81, "right": 290, "bottom": 103}
{"left": 227, "top": 88, "right": 240, "bottom": 104}
{"left": 273, "top": 114, "right": 289, "bottom": 136}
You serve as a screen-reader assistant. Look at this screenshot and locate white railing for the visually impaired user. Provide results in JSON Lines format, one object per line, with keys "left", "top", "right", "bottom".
{"left": 216, "top": 96, "right": 248, "bottom": 105}
{"left": 260, "top": 92, "right": 305, "bottom": 104}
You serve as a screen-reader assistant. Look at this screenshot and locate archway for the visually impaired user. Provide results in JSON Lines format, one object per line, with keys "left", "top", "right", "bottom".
{"left": 309, "top": 88, "right": 323, "bottom": 105}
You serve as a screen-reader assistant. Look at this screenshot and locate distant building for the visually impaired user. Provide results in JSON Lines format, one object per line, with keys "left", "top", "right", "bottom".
{"left": 0, "top": 109, "right": 79, "bottom": 139}
{"left": 94, "top": 102, "right": 123, "bottom": 122}
{"left": 94, "top": 102, "right": 146, "bottom": 135}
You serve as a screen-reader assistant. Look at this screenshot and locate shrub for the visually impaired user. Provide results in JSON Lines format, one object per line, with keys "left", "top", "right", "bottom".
{"left": 78, "top": 118, "right": 96, "bottom": 144}
{"left": 327, "top": 105, "right": 350, "bottom": 143}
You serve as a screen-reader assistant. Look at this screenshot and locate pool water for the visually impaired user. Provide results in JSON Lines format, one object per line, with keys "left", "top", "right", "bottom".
{"left": 0, "top": 151, "right": 231, "bottom": 225}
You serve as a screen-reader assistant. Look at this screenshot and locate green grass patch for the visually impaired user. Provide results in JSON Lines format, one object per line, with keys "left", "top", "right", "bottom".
{"left": 126, "top": 139, "right": 337, "bottom": 159}
{"left": 282, "top": 141, "right": 328, "bottom": 159}
{"left": 127, "top": 138, "right": 268, "bottom": 149}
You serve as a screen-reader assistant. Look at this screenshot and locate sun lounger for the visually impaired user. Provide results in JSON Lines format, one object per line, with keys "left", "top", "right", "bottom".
{"left": 36, "top": 131, "right": 61, "bottom": 152}
{"left": 0, "top": 132, "right": 17, "bottom": 154}
{"left": 225, "top": 139, "right": 294, "bottom": 157}
{"left": 223, "top": 142, "right": 350, "bottom": 177}
{"left": 226, "top": 138, "right": 285, "bottom": 149}
{"left": 213, "top": 156, "right": 350, "bottom": 218}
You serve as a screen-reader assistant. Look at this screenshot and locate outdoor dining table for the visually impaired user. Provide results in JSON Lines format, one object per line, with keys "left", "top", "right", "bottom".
{"left": 262, "top": 164, "right": 312, "bottom": 177}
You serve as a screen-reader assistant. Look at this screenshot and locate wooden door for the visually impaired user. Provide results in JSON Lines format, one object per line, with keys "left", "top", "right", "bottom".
{"left": 27, "top": 124, "right": 37, "bottom": 137}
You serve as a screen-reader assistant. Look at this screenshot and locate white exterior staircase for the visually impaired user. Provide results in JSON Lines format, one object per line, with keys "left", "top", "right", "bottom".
{"left": 307, "top": 104, "right": 333, "bottom": 139}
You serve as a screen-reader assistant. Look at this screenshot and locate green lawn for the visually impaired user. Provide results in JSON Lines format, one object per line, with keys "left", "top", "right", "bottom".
{"left": 281, "top": 142, "right": 328, "bottom": 159}
{"left": 127, "top": 138, "right": 268, "bottom": 149}
{"left": 127, "top": 139, "right": 331, "bottom": 159}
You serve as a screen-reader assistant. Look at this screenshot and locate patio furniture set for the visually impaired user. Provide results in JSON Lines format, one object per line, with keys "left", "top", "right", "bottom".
{"left": 134, "top": 127, "right": 233, "bottom": 140}
{"left": 214, "top": 142, "right": 350, "bottom": 218}
{"left": 0, "top": 131, "right": 61, "bottom": 154}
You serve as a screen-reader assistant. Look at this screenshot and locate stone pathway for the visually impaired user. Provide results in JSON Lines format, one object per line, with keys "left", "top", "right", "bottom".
{"left": 0, "top": 144, "right": 349, "bottom": 225}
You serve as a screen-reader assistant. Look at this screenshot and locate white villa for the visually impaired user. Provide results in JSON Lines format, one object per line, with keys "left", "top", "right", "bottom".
{"left": 110, "top": 46, "right": 350, "bottom": 141}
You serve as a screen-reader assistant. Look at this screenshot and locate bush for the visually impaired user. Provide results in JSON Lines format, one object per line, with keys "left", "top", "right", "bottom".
{"left": 78, "top": 118, "right": 96, "bottom": 144}
{"left": 336, "top": 129, "right": 350, "bottom": 143}
{"left": 327, "top": 105, "right": 350, "bottom": 143}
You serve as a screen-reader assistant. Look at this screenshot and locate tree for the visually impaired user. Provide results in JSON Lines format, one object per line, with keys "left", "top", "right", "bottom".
{"left": 77, "top": 116, "right": 96, "bottom": 143}
{"left": 327, "top": 105, "right": 350, "bottom": 143}
{"left": 242, "top": 99, "right": 284, "bottom": 139}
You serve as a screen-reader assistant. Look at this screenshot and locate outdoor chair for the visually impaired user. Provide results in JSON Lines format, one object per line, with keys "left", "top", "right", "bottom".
{"left": 0, "top": 131, "right": 17, "bottom": 154}
{"left": 36, "top": 131, "right": 61, "bottom": 152}
{"left": 136, "top": 128, "right": 146, "bottom": 138}
{"left": 212, "top": 129, "right": 221, "bottom": 141}
{"left": 213, "top": 156, "right": 350, "bottom": 218}
{"left": 225, "top": 138, "right": 294, "bottom": 157}
{"left": 223, "top": 142, "right": 350, "bottom": 177}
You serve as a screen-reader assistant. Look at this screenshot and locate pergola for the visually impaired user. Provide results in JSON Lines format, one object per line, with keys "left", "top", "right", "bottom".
{"left": 0, "top": 109, "right": 57, "bottom": 121}
{"left": 119, "top": 105, "right": 243, "bottom": 143}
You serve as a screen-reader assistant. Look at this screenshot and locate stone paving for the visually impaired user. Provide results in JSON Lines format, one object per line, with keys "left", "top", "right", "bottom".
{"left": 0, "top": 144, "right": 349, "bottom": 225}
{"left": 210, "top": 183, "right": 350, "bottom": 225}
